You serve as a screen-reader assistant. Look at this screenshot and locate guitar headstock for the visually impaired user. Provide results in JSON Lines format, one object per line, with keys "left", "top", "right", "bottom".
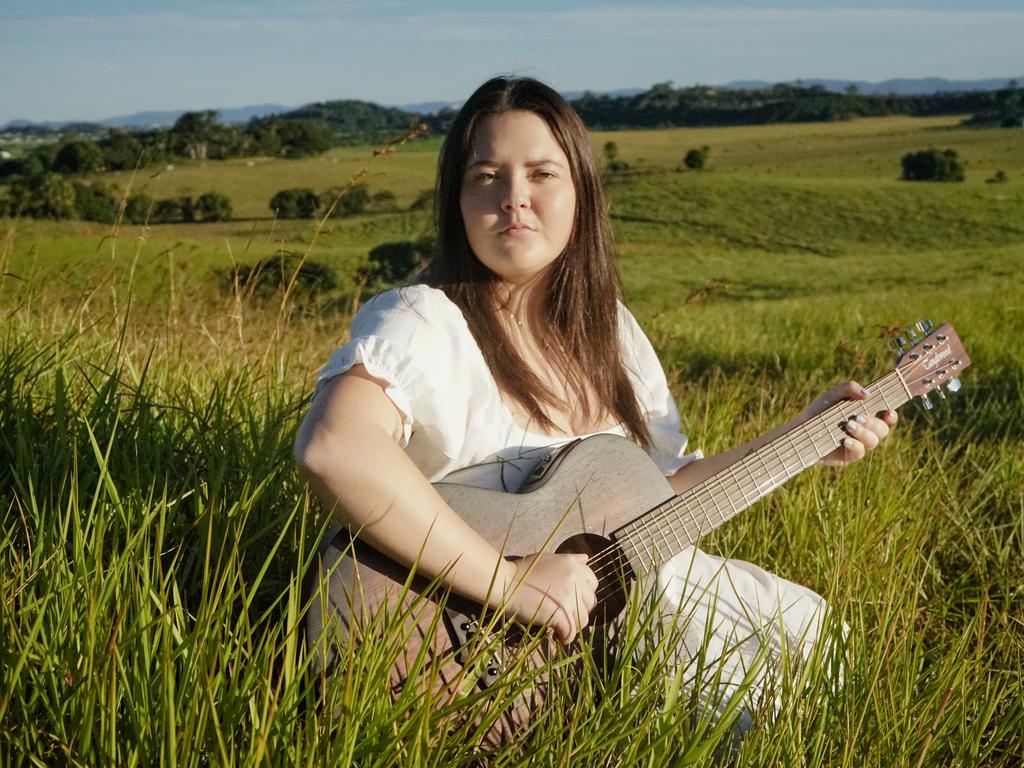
{"left": 893, "top": 321, "right": 971, "bottom": 410}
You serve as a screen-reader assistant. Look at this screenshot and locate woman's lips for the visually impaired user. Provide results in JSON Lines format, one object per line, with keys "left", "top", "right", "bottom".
{"left": 500, "top": 223, "right": 536, "bottom": 235}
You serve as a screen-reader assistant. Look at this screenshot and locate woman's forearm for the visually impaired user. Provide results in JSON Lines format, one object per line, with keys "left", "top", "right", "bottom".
{"left": 667, "top": 418, "right": 795, "bottom": 495}
{"left": 668, "top": 379, "right": 896, "bottom": 495}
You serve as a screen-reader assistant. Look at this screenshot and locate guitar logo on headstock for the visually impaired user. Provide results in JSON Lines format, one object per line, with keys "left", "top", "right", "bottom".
{"left": 893, "top": 321, "right": 971, "bottom": 409}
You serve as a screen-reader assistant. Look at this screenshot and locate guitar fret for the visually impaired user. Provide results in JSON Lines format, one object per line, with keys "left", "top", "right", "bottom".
{"left": 892, "top": 367, "right": 913, "bottom": 402}
{"left": 690, "top": 492, "right": 712, "bottom": 540}
{"left": 742, "top": 458, "right": 760, "bottom": 500}
{"left": 653, "top": 520, "right": 671, "bottom": 563}
{"left": 772, "top": 436, "right": 800, "bottom": 477}
{"left": 634, "top": 532, "right": 656, "bottom": 571}
{"left": 692, "top": 493, "right": 716, "bottom": 536}
{"left": 739, "top": 461, "right": 759, "bottom": 506}
{"left": 813, "top": 412, "right": 831, "bottom": 459}
{"left": 755, "top": 448, "right": 778, "bottom": 494}
{"left": 665, "top": 510, "right": 686, "bottom": 552}
{"left": 705, "top": 484, "right": 728, "bottom": 534}
{"left": 721, "top": 467, "right": 745, "bottom": 516}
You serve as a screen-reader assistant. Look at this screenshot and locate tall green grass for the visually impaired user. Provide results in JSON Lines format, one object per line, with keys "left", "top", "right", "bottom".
{"left": 2, "top": 116, "right": 1022, "bottom": 765}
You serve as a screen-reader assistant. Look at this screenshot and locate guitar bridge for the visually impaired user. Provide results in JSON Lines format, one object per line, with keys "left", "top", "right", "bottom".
{"left": 446, "top": 609, "right": 505, "bottom": 689}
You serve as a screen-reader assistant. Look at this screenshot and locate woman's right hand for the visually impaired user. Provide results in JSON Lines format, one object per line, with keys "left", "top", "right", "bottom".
{"left": 502, "top": 552, "right": 598, "bottom": 644}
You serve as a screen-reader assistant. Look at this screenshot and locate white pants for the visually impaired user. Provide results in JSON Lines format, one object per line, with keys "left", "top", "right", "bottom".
{"left": 647, "top": 546, "right": 843, "bottom": 736}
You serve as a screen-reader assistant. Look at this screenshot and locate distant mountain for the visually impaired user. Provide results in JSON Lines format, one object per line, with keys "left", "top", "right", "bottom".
{"left": 721, "top": 76, "right": 1022, "bottom": 95}
{"left": 391, "top": 100, "right": 458, "bottom": 116}
{"left": 4, "top": 77, "right": 1020, "bottom": 133}
{"left": 563, "top": 88, "right": 647, "bottom": 100}
{"left": 97, "top": 103, "right": 295, "bottom": 128}
{"left": 0, "top": 104, "right": 296, "bottom": 132}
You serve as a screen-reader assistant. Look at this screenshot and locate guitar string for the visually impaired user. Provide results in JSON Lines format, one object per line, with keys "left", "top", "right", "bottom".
{"left": 585, "top": 376, "right": 903, "bottom": 585}
{"left": 593, "top": 331, "right": 966, "bottom": 602}
{"left": 587, "top": 371, "right": 908, "bottom": 581}
{"left": 583, "top": 369, "right": 918, "bottom": 586}
{"left": 587, "top": 343, "right": 956, "bottom": 586}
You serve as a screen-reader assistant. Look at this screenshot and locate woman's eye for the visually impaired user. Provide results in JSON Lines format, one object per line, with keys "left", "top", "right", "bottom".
{"left": 532, "top": 170, "right": 556, "bottom": 180}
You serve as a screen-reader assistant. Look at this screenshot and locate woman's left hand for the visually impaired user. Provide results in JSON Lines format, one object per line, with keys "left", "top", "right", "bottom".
{"left": 800, "top": 380, "right": 898, "bottom": 468}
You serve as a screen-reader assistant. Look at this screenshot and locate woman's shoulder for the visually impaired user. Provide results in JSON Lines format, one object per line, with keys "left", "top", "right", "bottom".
{"left": 615, "top": 299, "right": 648, "bottom": 346}
{"left": 351, "top": 284, "right": 466, "bottom": 338}
{"left": 358, "top": 283, "right": 460, "bottom": 319}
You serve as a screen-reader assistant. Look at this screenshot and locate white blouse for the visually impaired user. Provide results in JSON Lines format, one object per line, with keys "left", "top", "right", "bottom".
{"left": 315, "top": 283, "right": 835, "bottom": 731}
{"left": 315, "top": 284, "right": 700, "bottom": 490}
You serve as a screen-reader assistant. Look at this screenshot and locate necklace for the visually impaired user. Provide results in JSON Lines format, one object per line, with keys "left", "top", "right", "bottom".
{"left": 500, "top": 306, "right": 526, "bottom": 328}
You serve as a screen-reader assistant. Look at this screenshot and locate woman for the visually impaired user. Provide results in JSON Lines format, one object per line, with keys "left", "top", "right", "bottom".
{"left": 294, "top": 76, "right": 895, "bottom": 738}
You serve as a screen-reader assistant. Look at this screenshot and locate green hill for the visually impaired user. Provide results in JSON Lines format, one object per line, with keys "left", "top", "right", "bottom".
{"left": 268, "top": 99, "right": 418, "bottom": 137}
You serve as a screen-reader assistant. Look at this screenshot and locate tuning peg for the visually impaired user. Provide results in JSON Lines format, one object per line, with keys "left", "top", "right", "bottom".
{"left": 916, "top": 319, "right": 934, "bottom": 334}
{"left": 890, "top": 334, "right": 907, "bottom": 353}
{"left": 906, "top": 327, "right": 920, "bottom": 342}
{"left": 920, "top": 393, "right": 934, "bottom": 411}
{"left": 947, "top": 378, "right": 962, "bottom": 393}
{"left": 935, "top": 385, "right": 947, "bottom": 400}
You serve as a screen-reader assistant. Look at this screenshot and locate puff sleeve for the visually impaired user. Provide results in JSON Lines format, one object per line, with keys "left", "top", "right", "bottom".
{"left": 314, "top": 285, "right": 503, "bottom": 478}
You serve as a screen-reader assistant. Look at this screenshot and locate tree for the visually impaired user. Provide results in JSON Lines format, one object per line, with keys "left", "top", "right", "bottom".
{"left": 0, "top": 153, "right": 47, "bottom": 182}
{"left": 223, "top": 250, "right": 336, "bottom": 300}
{"left": 247, "top": 123, "right": 283, "bottom": 157}
{"left": 996, "top": 80, "right": 1023, "bottom": 127}
{"left": 195, "top": 192, "right": 232, "bottom": 222}
{"left": 276, "top": 120, "right": 333, "bottom": 157}
{"left": 901, "top": 148, "right": 965, "bottom": 182}
{"left": 73, "top": 182, "right": 119, "bottom": 223}
{"left": 101, "top": 130, "right": 145, "bottom": 170}
{"left": 35, "top": 174, "right": 76, "bottom": 218}
{"left": 642, "top": 81, "right": 678, "bottom": 110}
{"left": 152, "top": 198, "right": 183, "bottom": 223}
{"left": 270, "top": 188, "right": 319, "bottom": 219}
{"left": 602, "top": 140, "right": 630, "bottom": 172}
{"left": 125, "top": 193, "right": 155, "bottom": 224}
{"left": 171, "top": 110, "right": 220, "bottom": 160}
{"left": 683, "top": 145, "right": 710, "bottom": 170}
{"left": 359, "top": 236, "right": 436, "bottom": 289}
{"left": 53, "top": 140, "right": 105, "bottom": 174}
{"left": 324, "top": 182, "right": 370, "bottom": 217}
{"left": 7, "top": 174, "right": 76, "bottom": 219}
{"left": 179, "top": 196, "right": 196, "bottom": 223}
{"left": 367, "top": 189, "right": 398, "bottom": 213}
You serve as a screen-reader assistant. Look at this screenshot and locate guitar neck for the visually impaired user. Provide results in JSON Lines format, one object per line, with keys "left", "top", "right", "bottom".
{"left": 613, "top": 369, "right": 911, "bottom": 576}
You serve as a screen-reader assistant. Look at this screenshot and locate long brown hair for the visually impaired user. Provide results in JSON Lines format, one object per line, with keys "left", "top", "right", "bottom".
{"left": 427, "top": 76, "right": 651, "bottom": 447}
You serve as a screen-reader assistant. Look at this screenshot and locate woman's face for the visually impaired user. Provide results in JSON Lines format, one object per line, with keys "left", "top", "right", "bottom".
{"left": 459, "top": 110, "right": 577, "bottom": 285}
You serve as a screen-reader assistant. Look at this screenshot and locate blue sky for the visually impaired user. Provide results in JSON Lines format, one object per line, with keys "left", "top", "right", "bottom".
{"left": 2, "top": 1, "right": 1022, "bottom": 124}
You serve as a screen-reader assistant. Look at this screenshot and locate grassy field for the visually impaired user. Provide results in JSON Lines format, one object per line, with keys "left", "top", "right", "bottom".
{"left": 89, "top": 114, "right": 1024, "bottom": 219}
{"left": 1, "top": 115, "right": 1022, "bottom": 766}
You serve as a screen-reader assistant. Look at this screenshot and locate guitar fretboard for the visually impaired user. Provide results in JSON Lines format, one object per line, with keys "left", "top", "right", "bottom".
{"left": 613, "top": 369, "right": 910, "bottom": 575}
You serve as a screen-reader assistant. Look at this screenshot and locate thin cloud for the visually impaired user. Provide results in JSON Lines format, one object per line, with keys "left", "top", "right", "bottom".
{"left": 2, "top": 12, "right": 314, "bottom": 34}
{"left": 394, "top": 5, "right": 1024, "bottom": 41}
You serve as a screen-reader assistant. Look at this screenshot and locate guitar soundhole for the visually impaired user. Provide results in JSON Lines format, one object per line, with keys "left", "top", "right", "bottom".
{"left": 556, "top": 533, "right": 634, "bottom": 627}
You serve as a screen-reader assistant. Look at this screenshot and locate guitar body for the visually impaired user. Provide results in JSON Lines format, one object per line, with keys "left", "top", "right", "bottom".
{"left": 304, "top": 434, "right": 674, "bottom": 730}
